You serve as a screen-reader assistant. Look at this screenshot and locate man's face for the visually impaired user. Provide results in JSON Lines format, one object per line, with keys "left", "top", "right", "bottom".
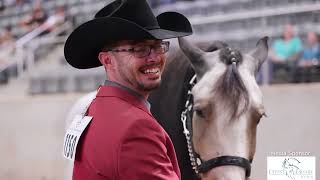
{"left": 283, "top": 25, "right": 294, "bottom": 40}
{"left": 103, "top": 40, "right": 167, "bottom": 95}
{"left": 307, "top": 32, "right": 318, "bottom": 45}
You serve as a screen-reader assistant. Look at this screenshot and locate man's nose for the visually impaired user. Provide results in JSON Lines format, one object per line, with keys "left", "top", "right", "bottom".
{"left": 146, "top": 49, "right": 161, "bottom": 61}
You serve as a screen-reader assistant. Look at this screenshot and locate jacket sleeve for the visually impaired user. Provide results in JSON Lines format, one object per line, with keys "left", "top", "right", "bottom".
{"left": 117, "top": 118, "right": 180, "bottom": 180}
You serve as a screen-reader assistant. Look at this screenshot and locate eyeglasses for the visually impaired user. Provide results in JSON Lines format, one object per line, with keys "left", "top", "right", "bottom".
{"left": 104, "top": 41, "right": 170, "bottom": 58}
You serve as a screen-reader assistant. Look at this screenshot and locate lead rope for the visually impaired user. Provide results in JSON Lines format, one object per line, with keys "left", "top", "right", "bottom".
{"left": 180, "top": 75, "right": 200, "bottom": 175}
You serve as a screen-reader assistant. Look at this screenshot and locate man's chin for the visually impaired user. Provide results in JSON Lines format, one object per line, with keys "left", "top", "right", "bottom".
{"left": 138, "top": 81, "right": 161, "bottom": 92}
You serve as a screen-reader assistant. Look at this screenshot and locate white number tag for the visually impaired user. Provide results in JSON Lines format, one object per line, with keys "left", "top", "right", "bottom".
{"left": 63, "top": 115, "right": 92, "bottom": 161}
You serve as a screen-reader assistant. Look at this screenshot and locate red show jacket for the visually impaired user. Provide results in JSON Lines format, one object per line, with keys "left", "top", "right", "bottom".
{"left": 73, "top": 85, "right": 181, "bottom": 180}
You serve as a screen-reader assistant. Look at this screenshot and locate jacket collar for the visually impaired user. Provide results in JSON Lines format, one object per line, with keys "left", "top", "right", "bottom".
{"left": 97, "top": 85, "right": 152, "bottom": 116}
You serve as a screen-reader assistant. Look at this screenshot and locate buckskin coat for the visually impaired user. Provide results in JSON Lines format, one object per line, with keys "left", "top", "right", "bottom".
{"left": 73, "top": 85, "right": 180, "bottom": 180}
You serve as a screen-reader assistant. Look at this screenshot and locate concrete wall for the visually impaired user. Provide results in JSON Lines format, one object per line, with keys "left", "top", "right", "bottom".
{"left": 253, "top": 83, "right": 320, "bottom": 179}
{"left": 0, "top": 83, "right": 319, "bottom": 179}
{"left": 0, "top": 93, "right": 83, "bottom": 180}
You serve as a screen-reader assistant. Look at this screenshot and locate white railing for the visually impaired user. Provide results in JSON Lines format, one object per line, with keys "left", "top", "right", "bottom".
{"left": 0, "top": 22, "right": 71, "bottom": 78}
{"left": 24, "top": 35, "right": 67, "bottom": 74}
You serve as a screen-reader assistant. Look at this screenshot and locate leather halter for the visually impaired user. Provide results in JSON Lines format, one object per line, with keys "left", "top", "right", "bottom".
{"left": 181, "top": 74, "right": 252, "bottom": 178}
{"left": 198, "top": 156, "right": 252, "bottom": 176}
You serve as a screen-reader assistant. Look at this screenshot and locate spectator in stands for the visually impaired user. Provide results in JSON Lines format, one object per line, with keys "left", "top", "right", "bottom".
{"left": 0, "top": 25, "right": 14, "bottom": 85}
{"left": 293, "top": 31, "right": 320, "bottom": 83}
{"left": 15, "top": 0, "right": 31, "bottom": 11}
{"left": 19, "top": 3, "right": 48, "bottom": 32}
{"left": 269, "top": 24, "right": 303, "bottom": 82}
{"left": 0, "top": 0, "right": 5, "bottom": 12}
{"left": 42, "top": 5, "right": 66, "bottom": 34}
{"left": 0, "top": 25, "right": 14, "bottom": 48}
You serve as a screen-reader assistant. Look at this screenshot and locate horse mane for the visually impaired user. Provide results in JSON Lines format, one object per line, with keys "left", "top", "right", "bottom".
{"left": 214, "top": 47, "right": 250, "bottom": 121}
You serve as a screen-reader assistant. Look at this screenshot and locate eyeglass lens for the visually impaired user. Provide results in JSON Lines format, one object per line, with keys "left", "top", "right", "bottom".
{"left": 134, "top": 42, "right": 169, "bottom": 58}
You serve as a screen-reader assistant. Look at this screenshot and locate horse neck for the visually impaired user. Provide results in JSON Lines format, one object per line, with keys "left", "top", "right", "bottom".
{"left": 201, "top": 166, "right": 247, "bottom": 180}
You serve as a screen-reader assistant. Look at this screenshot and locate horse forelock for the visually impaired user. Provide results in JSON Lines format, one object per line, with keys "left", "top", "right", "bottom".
{"left": 212, "top": 48, "right": 250, "bottom": 121}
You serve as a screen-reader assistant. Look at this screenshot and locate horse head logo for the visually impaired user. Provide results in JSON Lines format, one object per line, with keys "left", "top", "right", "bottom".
{"left": 282, "top": 157, "right": 301, "bottom": 180}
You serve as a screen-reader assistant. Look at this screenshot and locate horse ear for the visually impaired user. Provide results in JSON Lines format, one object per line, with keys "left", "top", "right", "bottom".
{"left": 249, "top": 36, "right": 269, "bottom": 73}
{"left": 178, "top": 37, "right": 206, "bottom": 77}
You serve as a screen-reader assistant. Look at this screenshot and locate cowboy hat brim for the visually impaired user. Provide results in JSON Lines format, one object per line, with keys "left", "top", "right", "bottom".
{"left": 64, "top": 12, "right": 192, "bottom": 69}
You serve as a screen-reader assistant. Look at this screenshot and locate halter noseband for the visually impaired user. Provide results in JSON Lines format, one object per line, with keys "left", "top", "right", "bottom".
{"left": 181, "top": 74, "right": 252, "bottom": 178}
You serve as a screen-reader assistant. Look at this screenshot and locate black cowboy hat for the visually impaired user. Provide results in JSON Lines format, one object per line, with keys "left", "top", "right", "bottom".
{"left": 64, "top": 0, "right": 193, "bottom": 69}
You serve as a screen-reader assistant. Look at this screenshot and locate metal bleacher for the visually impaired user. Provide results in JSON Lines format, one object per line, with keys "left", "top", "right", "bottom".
{"left": 0, "top": 0, "right": 112, "bottom": 37}
{"left": 0, "top": 0, "right": 112, "bottom": 94}
{"left": 1, "top": 0, "right": 320, "bottom": 94}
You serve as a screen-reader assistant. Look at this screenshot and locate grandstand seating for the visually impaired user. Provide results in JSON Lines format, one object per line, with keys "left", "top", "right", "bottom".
{"left": 1, "top": 0, "right": 319, "bottom": 47}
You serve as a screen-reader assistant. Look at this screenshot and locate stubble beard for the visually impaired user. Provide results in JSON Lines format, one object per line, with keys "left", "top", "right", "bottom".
{"left": 137, "top": 79, "right": 161, "bottom": 92}
{"left": 117, "top": 64, "right": 161, "bottom": 93}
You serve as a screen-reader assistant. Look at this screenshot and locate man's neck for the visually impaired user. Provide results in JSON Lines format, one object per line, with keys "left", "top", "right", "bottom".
{"left": 104, "top": 80, "right": 151, "bottom": 110}
{"left": 105, "top": 80, "right": 149, "bottom": 99}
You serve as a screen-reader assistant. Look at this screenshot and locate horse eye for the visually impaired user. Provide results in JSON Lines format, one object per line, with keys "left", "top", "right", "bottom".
{"left": 195, "top": 109, "right": 205, "bottom": 118}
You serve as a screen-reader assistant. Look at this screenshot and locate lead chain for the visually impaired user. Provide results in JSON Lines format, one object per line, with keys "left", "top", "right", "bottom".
{"left": 180, "top": 75, "right": 199, "bottom": 174}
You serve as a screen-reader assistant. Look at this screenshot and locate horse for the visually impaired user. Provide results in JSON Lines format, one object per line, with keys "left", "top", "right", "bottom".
{"left": 149, "top": 37, "right": 268, "bottom": 180}
{"left": 64, "top": 37, "right": 268, "bottom": 180}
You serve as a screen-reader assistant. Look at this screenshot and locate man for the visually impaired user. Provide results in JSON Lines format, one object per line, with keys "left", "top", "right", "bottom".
{"left": 293, "top": 31, "right": 320, "bottom": 82}
{"left": 269, "top": 24, "right": 302, "bottom": 82}
{"left": 64, "top": 0, "right": 192, "bottom": 179}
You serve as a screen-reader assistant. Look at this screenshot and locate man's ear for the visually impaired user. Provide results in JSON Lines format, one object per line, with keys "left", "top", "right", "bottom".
{"left": 98, "top": 52, "right": 112, "bottom": 66}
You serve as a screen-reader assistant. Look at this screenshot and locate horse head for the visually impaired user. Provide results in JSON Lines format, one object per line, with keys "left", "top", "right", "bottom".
{"left": 178, "top": 37, "right": 268, "bottom": 180}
